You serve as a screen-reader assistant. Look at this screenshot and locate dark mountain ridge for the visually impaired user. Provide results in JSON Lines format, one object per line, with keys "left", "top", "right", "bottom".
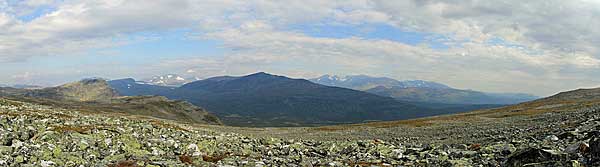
{"left": 111, "top": 72, "right": 461, "bottom": 127}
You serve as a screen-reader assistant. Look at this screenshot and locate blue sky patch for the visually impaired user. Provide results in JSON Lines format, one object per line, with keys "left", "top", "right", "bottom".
{"left": 17, "top": 5, "right": 56, "bottom": 22}
{"left": 291, "top": 23, "right": 451, "bottom": 49}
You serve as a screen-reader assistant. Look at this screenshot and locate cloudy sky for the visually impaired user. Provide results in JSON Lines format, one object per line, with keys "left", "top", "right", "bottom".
{"left": 1, "top": 0, "right": 600, "bottom": 96}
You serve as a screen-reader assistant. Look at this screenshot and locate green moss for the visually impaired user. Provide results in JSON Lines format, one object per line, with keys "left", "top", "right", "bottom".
{"left": 52, "top": 147, "right": 63, "bottom": 157}
{"left": 63, "top": 153, "right": 85, "bottom": 164}
{"left": 78, "top": 141, "right": 89, "bottom": 150}
{"left": 197, "top": 140, "right": 218, "bottom": 154}
{"left": 0, "top": 146, "right": 12, "bottom": 154}
{"left": 119, "top": 134, "right": 150, "bottom": 157}
{"left": 15, "top": 155, "right": 25, "bottom": 163}
{"left": 375, "top": 144, "right": 394, "bottom": 156}
{"left": 41, "top": 148, "right": 53, "bottom": 160}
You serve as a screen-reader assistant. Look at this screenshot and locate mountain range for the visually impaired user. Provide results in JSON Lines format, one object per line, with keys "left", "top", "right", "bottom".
{"left": 310, "top": 75, "right": 538, "bottom": 104}
{"left": 311, "top": 74, "right": 451, "bottom": 90}
{"left": 0, "top": 84, "right": 44, "bottom": 89}
{"left": 109, "top": 72, "right": 499, "bottom": 127}
{"left": 0, "top": 73, "right": 537, "bottom": 127}
{"left": 111, "top": 73, "right": 416, "bottom": 126}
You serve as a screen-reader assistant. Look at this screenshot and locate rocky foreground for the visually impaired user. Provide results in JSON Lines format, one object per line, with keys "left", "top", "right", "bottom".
{"left": 1, "top": 98, "right": 600, "bottom": 166}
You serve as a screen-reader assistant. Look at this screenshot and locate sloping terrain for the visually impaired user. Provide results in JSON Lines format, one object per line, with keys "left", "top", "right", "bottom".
{"left": 233, "top": 85, "right": 600, "bottom": 142}
{"left": 111, "top": 72, "right": 438, "bottom": 127}
{"left": 311, "top": 74, "right": 538, "bottom": 104}
{"left": 0, "top": 78, "right": 118, "bottom": 103}
{"left": 28, "top": 78, "right": 119, "bottom": 103}
{"left": 366, "top": 86, "right": 537, "bottom": 105}
{"left": 0, "top": 87, "right": 599, "bottom": 166}
{"left": 0, "top": 79, "right": 221, "bottom": 125}
{"left": 205, "top": 85, "right": 600, "bottom": 166}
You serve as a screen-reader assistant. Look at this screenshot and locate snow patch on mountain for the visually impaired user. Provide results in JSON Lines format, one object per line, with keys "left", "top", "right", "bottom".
{"left": 144, "top": 74, "right": 193, "bottom": 87}
{"left": 311, "top": 74, "right": 451, "bottom": 90}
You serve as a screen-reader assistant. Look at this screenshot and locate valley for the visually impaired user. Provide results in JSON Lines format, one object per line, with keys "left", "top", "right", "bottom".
{"left": 109, "top": 72, "right": 522, "bottom": 127}
{"left": 0, "top": 85, "right": 598, "bottom": 166}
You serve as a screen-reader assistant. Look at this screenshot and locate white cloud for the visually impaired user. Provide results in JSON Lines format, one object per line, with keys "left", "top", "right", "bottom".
{"left": 374, "top": 0, "right": 600, "bottom": 56}
{"left": 11, "top": 72, "right": 35, "bottom": 80}
{"left": 1, "top": 0, "right": 600, "bottom": 95}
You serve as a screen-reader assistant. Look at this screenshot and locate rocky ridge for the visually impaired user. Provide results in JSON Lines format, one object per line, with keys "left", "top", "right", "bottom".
{"left": 0, "top": 79, "right": 222, "bottom": 125}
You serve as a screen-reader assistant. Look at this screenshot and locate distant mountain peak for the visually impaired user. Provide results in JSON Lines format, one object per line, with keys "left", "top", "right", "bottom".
{"left": 247, "top": 72, "right": 267, "bottom": 76}
{"left": 311, "top": 74, "right": 451, "bottom": 90}
{"left": 77, "top": 78, "right": 108, "bottom": 85}
{"left": 4, "top": 84, "right": 44, "bottom": 89}
{"left": 61, "top": 78, "right": 109, "bottom": 87}
{"left": 115, "top": 78, "right": 136, "bottom": 83}
{"left": 310, "top": 74, "right": 536, "bottom": 104}
{"left": 241, "top": 72, "right": 291, "bottom": 81}
{"left": 181, "top": 72, "right": 297, "bottom": 91}
{"left": 315, "top": 74, "right": 349, "bottom": 82}
{"left": 22, "top": 78, "right": 120, "bottom": 103}
{"left": 247, "top": 72, "right": 278, "bottom": 77}
{"left": 144, "top": 74, "right": 191, "bottom": 87}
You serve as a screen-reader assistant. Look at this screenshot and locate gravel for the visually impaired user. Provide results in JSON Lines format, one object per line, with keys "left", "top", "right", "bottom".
{"left": 1, "top": 98, "right": 600, "bottom": 166}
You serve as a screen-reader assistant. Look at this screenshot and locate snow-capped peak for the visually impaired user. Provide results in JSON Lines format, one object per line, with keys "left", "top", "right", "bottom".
{"left": 318, "top": 74, "right": 348, "bottom": 82}
{"left": 311, "top": 74, "right": 451, "bottom": 90}
{"left": 144, "top": 74, "right": 191, "bottom": 87}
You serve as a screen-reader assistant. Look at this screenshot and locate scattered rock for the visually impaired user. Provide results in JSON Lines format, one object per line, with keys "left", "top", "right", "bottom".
{"left": 0, "top": 98, "right": 599, "bottom": 166}
{"left": 505, "top": 148, "right": 567, "bottom": 167}
{"left": 589, "top": 135, "right": 600, "bottom": 163}
{"left": 566, "top": 142, "right": 589, "bottom": 155}
{"left": 545, "top": 135, "right": 559, "bottom": 141}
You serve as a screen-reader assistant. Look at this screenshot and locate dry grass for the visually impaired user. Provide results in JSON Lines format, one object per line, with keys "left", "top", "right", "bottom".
{"left": 313, "top": 126, "right": 351, "bottom": 132}
{"left": 469, "top": 143, "right": 482, "bottom": 151}
{"left": 481, "top": 100, "right": 600, "bottom": 118}
{"left": 308, "top": 99, "right": 600, "bottom": 132}
{"left": 107, "top": 160, "right": 137, "bottom": 167}
{"left": 179, "top": 155, "right": 194, "bottom": 164}
{"left": 202, "top": 152, "right": 230, "bottom": 163}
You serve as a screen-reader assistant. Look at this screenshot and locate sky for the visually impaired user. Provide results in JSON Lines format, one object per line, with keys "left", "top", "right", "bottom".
{"left": 1, "top": 0, "right": 600, "bottom": 96}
